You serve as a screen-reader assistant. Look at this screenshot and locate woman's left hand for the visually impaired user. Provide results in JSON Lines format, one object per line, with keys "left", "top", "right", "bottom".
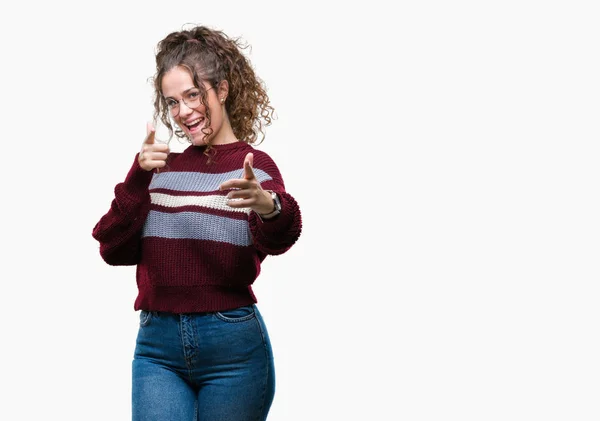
{"left": 219, "top": 153, "right": 275, "bottom": 215}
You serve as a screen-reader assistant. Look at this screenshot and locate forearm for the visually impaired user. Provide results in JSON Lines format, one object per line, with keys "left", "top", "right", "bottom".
{"left": 92, "top": 154, "right": 154, "bottom": 265}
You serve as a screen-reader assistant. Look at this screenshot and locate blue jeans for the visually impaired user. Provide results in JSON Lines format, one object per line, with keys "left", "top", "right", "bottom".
{"left": 132, "top": 305, "right": 275, "bottom": 421}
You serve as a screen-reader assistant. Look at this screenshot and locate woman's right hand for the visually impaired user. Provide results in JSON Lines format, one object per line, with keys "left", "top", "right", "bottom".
{"left": 138, "top": 122, "right": 170, "bottom": 171}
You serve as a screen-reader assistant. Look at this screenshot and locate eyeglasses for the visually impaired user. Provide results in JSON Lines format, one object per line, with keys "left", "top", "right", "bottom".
{"left": 165, "top": 86, "right": 214, "bottom": 117}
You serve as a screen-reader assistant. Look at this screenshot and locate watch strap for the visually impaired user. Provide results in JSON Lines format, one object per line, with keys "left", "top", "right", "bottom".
{"left": 258, "top": 190, "right": 281, "bottom": 220}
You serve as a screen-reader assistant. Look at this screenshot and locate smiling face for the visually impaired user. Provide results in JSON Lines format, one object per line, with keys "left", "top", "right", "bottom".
{"left": 161, "top": 66, "right": 236, "bottom": 146}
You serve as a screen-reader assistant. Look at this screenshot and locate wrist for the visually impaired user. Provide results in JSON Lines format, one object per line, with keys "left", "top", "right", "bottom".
{"left": 257, "top": 190, "right": 281, "bottom": 220}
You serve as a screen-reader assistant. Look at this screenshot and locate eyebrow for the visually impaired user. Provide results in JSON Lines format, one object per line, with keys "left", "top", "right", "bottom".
{"left": 164, "top": 87, "right": 199, "bottom": 100}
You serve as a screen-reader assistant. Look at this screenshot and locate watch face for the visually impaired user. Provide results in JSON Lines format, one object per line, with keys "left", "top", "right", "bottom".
{"left": 272, "top": 192, "right": 282, "bottom": 211}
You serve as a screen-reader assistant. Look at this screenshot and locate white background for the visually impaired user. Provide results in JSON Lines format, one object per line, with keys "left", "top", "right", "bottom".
{"left": 1, "top": 1, "right": 599, "bottom": 420}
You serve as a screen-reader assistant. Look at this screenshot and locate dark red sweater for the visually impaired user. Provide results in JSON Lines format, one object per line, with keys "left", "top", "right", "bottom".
{"left": 92, "top": 141, "right": 302, "bottom": 313}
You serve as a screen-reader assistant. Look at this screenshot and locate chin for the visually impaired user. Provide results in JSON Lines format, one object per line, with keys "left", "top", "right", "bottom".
{"left": 190, "top": 134, "right": 209, "bottom": 146}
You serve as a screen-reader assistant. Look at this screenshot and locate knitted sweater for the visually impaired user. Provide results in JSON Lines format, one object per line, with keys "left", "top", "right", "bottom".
{"left": 92, "top": 141, "right": 302, "bottom": 313}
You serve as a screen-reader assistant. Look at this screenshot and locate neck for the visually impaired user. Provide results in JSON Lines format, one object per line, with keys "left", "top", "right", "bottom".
{"left": 193, "top": 120, "right": 237, "bottom": 146}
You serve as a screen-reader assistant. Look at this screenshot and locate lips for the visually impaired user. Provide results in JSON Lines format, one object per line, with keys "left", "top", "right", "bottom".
{"left": 185, "top": 117, "right": 205, "bottom": 134}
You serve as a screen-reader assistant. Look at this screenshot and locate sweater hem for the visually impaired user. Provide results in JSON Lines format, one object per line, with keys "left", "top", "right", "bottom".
{"left": 134, "top": 284, "right": 257, "bottom": 313}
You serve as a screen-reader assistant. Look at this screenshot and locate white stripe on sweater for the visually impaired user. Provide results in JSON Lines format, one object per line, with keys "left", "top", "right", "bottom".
{"left": 150, "top": 192, "right": 252, "bottom": 214}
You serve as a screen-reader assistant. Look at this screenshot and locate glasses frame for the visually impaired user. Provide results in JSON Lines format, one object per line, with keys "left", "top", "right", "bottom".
{"left": 165, "top": 86, "right": 215, "bottom": 117}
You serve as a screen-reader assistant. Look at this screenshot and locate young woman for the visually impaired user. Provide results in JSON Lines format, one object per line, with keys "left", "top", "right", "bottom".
{"left": 92, "top": 25, "right": 302, "bottom": 421}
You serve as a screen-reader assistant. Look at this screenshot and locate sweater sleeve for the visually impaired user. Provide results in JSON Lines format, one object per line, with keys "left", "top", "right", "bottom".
{"left": 248, "top": 152, "right": 302, "bottom": 256}
{"left": 92, "top": 154, "right": 154, "bottom": 265}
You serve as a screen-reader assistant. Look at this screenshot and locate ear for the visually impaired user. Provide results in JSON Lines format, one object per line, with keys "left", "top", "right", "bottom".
{"left": 217, "top": 80, "right": 229, "bottom": 104}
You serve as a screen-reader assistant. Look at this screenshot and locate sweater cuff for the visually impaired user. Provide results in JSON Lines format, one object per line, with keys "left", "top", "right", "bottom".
{"left": 252, "top": 192, "right": 296, "bottom": 233}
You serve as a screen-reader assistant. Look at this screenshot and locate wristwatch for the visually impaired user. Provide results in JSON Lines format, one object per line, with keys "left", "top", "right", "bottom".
{"left": 258, "top": 190, "right": 281, "bottom": 220}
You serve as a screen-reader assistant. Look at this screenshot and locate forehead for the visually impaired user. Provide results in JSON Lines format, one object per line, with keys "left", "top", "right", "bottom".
{"left": 161, "top": 66, "right": 195, "bottom": 97}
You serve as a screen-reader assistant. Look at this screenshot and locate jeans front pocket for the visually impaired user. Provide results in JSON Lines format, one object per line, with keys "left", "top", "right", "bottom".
{"left": 215, "top": 305, "right": 256, "bottom": 323}
{"left": 139, "top": 310, "right": 153, "bottom": 327}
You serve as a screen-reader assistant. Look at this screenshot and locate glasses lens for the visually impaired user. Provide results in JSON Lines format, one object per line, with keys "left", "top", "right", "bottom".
{"left": 183, "top": 90, "right": 201, "bottom": 110}
{"left": 165, "top": 89, "right": 204, "bottom": 117}
{"left": 167, "top": 103, "right": 179, "bottom": 117}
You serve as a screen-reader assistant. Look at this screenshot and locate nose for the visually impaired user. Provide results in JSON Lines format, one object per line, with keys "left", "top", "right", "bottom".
{"left": 178, "top": 101, "right": 194, "bottom": 118}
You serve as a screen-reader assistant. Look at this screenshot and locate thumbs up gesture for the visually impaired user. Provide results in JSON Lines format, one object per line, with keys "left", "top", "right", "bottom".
{"left": 138, "top": 121, "right": 170, "bottom": 172}
{"left": 219, "top": 152, "right": 275, "bottom": 215}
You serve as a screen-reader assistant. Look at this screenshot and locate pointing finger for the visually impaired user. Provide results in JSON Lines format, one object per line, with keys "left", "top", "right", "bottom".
{"left": 145, "top": 121, "right": 155, "bottom": 144}
{"left": 243, "top": 152, "right": 255, "bottom": 180}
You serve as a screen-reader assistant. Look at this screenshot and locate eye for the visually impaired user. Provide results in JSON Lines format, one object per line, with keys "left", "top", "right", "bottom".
{"left": 165, "top": 98, "right": 178, "bottom": 107}
{"left": 187, "top": 90, "right": 201, "bottom": 100}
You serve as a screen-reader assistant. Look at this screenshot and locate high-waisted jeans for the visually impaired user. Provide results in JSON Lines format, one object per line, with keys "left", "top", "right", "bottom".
{"left": 132, "top": 304, "right": 275, "bottom": 421}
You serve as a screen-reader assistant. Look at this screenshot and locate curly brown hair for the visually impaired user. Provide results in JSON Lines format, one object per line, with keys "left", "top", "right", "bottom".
{"left": 151, "top": 25, "right": 275, "bottom": 156}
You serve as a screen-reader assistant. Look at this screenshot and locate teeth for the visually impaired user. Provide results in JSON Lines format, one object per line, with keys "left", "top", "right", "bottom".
{"left": 186, "top": 118, "right": 203, "bottom": 126}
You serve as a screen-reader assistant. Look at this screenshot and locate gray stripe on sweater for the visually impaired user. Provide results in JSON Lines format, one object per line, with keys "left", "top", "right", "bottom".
{"left": 142, "top": 210, "right": 252, "bottom": 246}
{"left": 149, "top": 169, "right": 273, "bottom": 192}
